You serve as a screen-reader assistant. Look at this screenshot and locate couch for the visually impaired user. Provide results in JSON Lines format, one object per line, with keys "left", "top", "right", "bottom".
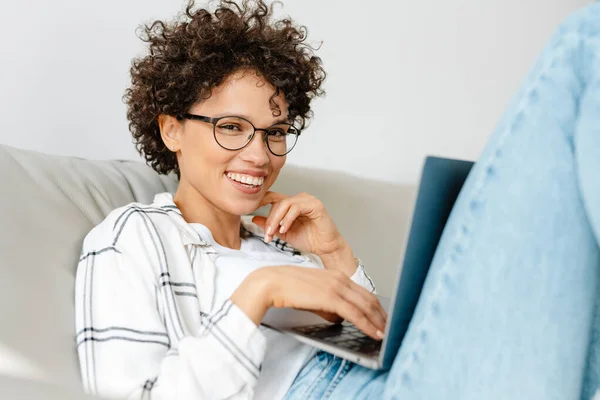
{"left": 0, "top": 144, "right": 413, "bottom": 398}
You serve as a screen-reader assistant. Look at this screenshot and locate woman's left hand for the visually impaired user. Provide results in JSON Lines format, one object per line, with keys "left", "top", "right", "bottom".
{"left": 252, "top": 191, "right": 349, "bottom": 258}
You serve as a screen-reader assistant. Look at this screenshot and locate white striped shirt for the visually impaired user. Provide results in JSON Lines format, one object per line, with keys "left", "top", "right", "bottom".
{"left": 75, "top": 192, "right": 376, "bottom": 399}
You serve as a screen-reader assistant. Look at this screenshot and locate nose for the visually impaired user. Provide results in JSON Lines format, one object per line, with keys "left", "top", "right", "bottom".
{"left": 239, "top": 130, "right": 270, "bottom": 166}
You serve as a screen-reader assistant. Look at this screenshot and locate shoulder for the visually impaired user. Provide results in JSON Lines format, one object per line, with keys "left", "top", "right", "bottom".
{"left": 81, "top": 193, "right": 182, "bottom": 253}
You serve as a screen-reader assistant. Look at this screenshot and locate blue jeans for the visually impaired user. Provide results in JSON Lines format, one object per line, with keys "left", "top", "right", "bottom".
{"left": 285, "top": 4, "right": 600, "bottom": 399}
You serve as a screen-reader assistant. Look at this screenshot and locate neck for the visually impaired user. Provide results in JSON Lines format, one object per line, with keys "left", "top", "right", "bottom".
{"left": 173, "top": 179, "right": 242, "bottom": 250}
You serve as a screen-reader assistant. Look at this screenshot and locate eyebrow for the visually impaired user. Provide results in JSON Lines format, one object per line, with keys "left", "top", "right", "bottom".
{"left": 213, "top": 113, "right": 291, "bottom": 125}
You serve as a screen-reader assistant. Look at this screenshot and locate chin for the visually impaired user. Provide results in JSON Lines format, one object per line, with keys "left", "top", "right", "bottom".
{"left": 223, "top": 199, "right": 262, "bottom": 217}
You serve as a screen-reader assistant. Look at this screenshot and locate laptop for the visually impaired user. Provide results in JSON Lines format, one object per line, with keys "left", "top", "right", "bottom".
{"left": 261, "top": 156, "right": 474, "bottom": 370}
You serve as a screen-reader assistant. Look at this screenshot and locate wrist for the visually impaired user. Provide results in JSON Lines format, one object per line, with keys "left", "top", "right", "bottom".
{"left": 318, "top": 242, "right": 357, "bottom": 277}
{"left": 230, "top": 268, "right": 274, "bottom": 326}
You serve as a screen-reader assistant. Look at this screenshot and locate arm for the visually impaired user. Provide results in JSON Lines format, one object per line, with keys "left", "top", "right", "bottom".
{"left": 230, "top": 266, "right": 386, "bottom": 339}
{"left": 75, "top": 232, "right": 265, "bottom": 399}
{"left": 250, "top": 192, "right": 377, "bottom": 292}
{"left": 311, "top": 244, "right": 377, "bottom": 293}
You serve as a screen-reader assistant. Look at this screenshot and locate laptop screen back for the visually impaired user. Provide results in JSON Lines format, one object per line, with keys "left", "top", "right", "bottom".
{"left": 381, "top": 156, "right": 473, "bottom": 368}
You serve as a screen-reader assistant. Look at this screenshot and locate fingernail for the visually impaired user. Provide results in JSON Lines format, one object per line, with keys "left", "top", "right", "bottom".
{"left": 279, "top": 225, "right": 285, "bottom": 234}
{"left": 279, "top": 220, "right": 284, "bottom": 226}
{"left": 266, "top": 226, "right": 272, "bottom": 235}
{"left": 376, "top": 330, "right": 384, "bottom": 339}
{"left": 264, "top": 234, "right": 270, "bottom": 243}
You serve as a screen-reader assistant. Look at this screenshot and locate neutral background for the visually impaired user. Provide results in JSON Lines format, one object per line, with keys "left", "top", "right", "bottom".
{"left": 1, "top": 0, "right": 591, "bottom": 183}
{"left": 0, "top": 0, "right": 592, "bottom": 294}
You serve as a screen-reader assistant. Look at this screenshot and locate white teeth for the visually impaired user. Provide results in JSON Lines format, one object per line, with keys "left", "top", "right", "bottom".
{"left": 226, "top": 172, "right": 264, "bottom": 186}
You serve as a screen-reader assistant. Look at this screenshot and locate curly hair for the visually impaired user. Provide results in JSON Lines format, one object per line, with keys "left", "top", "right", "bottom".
{"left": 123, "top": 0, "right": 326, "bottom": 178}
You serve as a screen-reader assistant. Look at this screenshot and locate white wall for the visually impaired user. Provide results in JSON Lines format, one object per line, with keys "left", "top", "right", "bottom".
{"left": 0, "top": 0, "right": 591, "bottom": 185}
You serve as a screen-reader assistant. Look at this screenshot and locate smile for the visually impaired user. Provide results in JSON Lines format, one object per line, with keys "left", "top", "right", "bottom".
{"left": 225, "top": 172, "right": 265, "bottom": 187}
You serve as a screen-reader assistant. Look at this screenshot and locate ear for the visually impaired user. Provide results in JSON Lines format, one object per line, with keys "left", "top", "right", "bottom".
{"left": 158, "top": 114, "right": 182, "bottom": 152}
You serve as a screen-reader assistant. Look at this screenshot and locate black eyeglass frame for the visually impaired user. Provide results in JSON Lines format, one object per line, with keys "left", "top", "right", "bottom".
{"left": 176, "top": 113, "right": 302, "bottom": 156}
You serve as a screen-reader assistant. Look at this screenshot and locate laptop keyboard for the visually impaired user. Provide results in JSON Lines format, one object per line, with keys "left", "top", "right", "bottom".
{"left": 292, "top": 321, "right": 382, "bottom": 356}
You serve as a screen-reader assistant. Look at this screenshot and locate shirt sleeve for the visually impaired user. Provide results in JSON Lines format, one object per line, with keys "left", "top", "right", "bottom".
{"left": 304, "top": 253, "right": 377, "bottom": 293}
{"left": 349, "top": 259, "right": 377, "bottom": 294}
{"left": 75, "top": 227, "right": 266, "bottom": 399}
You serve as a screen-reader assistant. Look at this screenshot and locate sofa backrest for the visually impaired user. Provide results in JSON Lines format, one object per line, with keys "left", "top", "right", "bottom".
{"left": 0, "top": 144, "right": 178, "bottom": 390}
{"left": 0, "top": 144, "right": 414, "bottom": 391}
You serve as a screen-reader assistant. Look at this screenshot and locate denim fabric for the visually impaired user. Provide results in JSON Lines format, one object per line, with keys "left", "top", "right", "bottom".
{"left": 286, "top": 3, "right": 600, "bottom": 399}
{"left": 283, "top": 352, "right": 358, "bottom": 399}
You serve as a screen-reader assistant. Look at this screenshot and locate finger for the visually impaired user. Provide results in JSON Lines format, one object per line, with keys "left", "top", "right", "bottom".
{"left": 274, "top": 196, "right": 320, "bottom": 236}
{"left": 259, "top": 191, "right": 288, "bottom": 207}
{"left": 345, "top": 278, "right": 388, "bottom": 323}
{"left": 326, "top": 270, "right": 387, "bottom": 326}
{"left": 333, "top": 274, "right": 386, "bottom": 333}
{"left": 251, "top": 215, "right": 267, "bottom": 229}
{"left": 341, "top": 282, "right": 387, "bottom": 333}
{"left": 328, "top": 271, "right": 387, "bottom": 332}
{"left": 263, "top": 200, "right": 292, "bottom": 242}
{"left": 282, "top": 267, "right": 383, "bottom": 340}
{"left": 278, "top": 203, "right": 301, "bottom": 235}
{"left": 251, "top": 215, "right": 283, "bottom": 243}
{"left": 331, "top": 296, "right": 383, "bottom": 341}
{"left": 319, "top": 271, "right": 384, "bottom": 340}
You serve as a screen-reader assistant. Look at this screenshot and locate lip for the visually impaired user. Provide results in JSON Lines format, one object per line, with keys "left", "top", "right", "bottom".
{"left": 224, "top": 172, "right": 264, "bottom": 195}
{"left": 225, "top": 169, "right": 268, "bottom": 178}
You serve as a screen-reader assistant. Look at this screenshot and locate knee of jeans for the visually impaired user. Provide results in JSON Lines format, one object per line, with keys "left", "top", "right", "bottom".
{"left": 557, "top": 3, "right": 600, "bottom": 39}
{"left": 547, "top": 3, "right": 600, "bottom": 83}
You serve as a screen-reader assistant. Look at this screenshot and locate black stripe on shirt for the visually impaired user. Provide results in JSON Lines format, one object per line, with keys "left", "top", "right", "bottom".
{"left": 76, "top": 326, "right": 168, "bottom": 339}
{"left": 134, "top": 207, "right": 188, "bottom": 341}
{"left": 82, "top": 249, "right": 93, "bottom": 393}
{"left": 79, "top": 246, "right": 120, "bottom": 262}
{"left": 89, "top": 251, "right": 98, "bottom": 393}
{"left": 112, "top": 204, "right": 180, "bottom": 234}
{"left": 201, "top": 318, "right": 259, "bottom": 379}
{"left": 158, "top": 277, "right": 196, "bottom": 289}
{"left": 142, "top": 376, "right": 158, "bottom": 400}
{"left": 112, "top": 207, "right": 179, "bottom": 247}
{"left": 244, "top": 228, "right": 301, "bottom": 256}
{"left": 111, "top": 206, "right": 187, "bottom": 341}
{"left": 77, "top": 336, "right": 170, "bottom": 348}
{"left": 174, "top": 291, "right": 196, "bottom": 298}
{"left": 160, "top": 281, "right": 197, "bottom": 289}
{"left": 211, "top": 301, "right": 233, "bottom": 326}
{"left": 364, "top": 271, "right": 377, "bottom": 293}
{"left": 200, "top": 301, "right": 260, "bottom": 379}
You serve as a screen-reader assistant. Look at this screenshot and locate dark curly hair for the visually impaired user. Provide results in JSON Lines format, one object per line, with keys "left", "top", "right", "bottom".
{"left": 124, "top": 0, "right": 326, "bottom": 178}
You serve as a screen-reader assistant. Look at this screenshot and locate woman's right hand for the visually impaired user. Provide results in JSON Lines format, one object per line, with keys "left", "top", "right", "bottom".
{"left": 230, "top": 266, "right": 387, "bottom": 340}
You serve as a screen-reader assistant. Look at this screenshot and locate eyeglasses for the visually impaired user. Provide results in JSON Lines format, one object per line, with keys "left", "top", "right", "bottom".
{"left": 176, "top": 113, "right": 301, "bottom": 156}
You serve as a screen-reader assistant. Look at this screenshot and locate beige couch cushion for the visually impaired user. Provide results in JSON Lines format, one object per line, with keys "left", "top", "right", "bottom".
{"left": 0, "top": 144, "right": 177, "bottom": 390}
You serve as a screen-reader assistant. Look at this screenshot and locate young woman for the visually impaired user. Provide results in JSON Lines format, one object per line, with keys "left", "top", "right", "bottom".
{"left": 75, "top": 1, "right": 600, "bottom": 399}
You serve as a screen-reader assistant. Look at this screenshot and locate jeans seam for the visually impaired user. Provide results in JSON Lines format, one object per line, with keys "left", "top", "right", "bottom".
{"left": 299, "top": 354, "right": 336, "bottom": 400}
{"left": 322, "top": 359, "right": 352, "bottom": 399}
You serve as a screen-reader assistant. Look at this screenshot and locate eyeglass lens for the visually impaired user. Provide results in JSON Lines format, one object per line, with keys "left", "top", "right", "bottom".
{"left": 214, "top": 116, "right": 299, "bottom": 155}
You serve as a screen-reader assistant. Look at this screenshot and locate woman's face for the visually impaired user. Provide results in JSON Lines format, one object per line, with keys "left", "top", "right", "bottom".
{"left": 168, "top": 71, "right": 289, "bottom": 216}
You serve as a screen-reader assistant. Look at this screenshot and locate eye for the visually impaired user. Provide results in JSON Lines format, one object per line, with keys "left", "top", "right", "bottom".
{"left": 218, "top": 124, "right": 241, "bottom": 131}
{"left": 267, "top": 128, "right": 286, "bottom": 137}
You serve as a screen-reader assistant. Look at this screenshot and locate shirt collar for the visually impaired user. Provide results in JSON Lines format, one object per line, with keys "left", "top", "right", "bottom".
{"left": 151, "top": 192, "right": 283, "bottom": 250}
{"left": 151, "top": 192, "right": 207, "bottom": 247}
